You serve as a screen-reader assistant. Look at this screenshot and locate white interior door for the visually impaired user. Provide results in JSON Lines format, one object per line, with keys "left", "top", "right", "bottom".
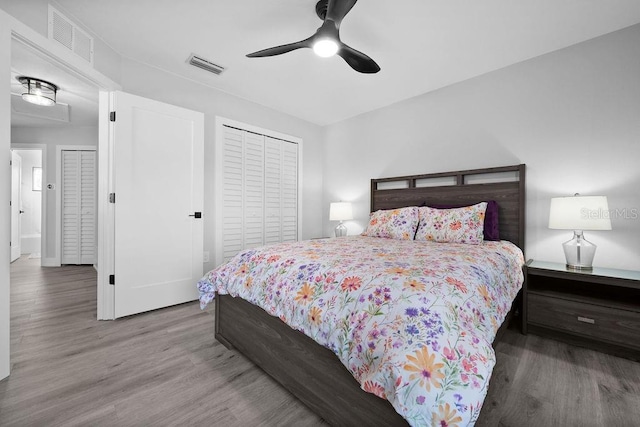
{"left": 112, "top": 91, "right": 204, "bottom": 318}
{"left": 10, "top": 151, "right": 22, "bottom": 262}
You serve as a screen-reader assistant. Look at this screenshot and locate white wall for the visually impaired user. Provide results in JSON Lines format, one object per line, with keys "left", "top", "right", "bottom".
{"left": 119, "top": 58, "right": 325, "bottom": 272}
{"left": 12, "top": 126, "right": 98, "bottom": 264}
{"left": 14, "top": 149, "right": 42, "bottom": 253}
{"left": 1, "top": 9, "right": 12, "bottom": 381}
{"left": 323, "top": 24, "right": 640, "bottom": 271}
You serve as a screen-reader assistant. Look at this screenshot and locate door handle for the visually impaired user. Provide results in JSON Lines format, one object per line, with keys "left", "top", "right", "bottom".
{"left": 19, "top": 210, "right": 25, "bottom": 214}
{"left": 189, "top": 212, "right": 202, "bottom": 218}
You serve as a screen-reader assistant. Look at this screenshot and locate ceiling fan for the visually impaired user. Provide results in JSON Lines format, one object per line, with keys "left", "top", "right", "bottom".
{"left": 246, "top": 0, "right": 380, "bottom": 74}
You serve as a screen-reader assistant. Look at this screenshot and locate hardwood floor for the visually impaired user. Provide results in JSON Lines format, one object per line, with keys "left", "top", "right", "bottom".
{"left": 2, "top": 257, "right": 325, "bottom": 426}
{"left": 1, "top": 256, "right": 639, "bottom": 426}
{"left": 477, "top": 327, "right": 640, "bottom": 427}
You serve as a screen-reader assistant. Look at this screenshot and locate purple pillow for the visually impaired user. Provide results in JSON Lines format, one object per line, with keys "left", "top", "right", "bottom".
{"left": 425, "top": 200, "right": 500, "bottom": 241}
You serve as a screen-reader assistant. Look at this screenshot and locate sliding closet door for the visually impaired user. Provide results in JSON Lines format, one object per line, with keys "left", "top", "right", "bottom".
{"left": 217, "top": 123, "right": 299, "bottom": 266}
{"left": 61, "top": 150, "right": 96, "bottom": 265}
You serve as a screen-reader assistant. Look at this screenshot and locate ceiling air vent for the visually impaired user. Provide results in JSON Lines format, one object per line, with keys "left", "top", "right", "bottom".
{"left": 187, "top": 54, "right": 225, "bottom": 75}
{"left": 48, "top": 5, "right": 94, "bottom": 65}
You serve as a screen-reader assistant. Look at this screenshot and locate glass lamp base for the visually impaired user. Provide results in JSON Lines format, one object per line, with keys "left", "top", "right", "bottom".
{"left": 334, "top": 222, "right": 347, "bottom": 237}
{"left": 562, "top": 231, "right": 597, "bottom": 270}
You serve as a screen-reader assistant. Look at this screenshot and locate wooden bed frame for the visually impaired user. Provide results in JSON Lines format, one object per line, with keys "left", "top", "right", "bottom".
{"left": 214, "top": 164, "right": 526, "bottom": 425}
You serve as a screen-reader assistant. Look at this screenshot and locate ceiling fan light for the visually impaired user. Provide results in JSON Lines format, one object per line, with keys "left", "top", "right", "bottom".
{"left": 17, "top": 76, "right": 58, "bottom": 107}
{"left": 313, "top": 39, "right": 339, "bottom": 58}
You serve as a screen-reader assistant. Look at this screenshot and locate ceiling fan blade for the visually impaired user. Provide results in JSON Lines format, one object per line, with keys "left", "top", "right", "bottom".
{"left": 337, "top": 44, "right": 380, "bottom": 73}
{"left": 326, "top": 0, "right": 358, "bottom": 27}
{"left": 246, "top": 38, "right": 313, "bottom": 58}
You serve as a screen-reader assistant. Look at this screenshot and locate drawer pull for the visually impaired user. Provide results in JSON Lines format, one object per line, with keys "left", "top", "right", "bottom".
{"left": 577, "top": 316, "right": 595, "bottom": 324}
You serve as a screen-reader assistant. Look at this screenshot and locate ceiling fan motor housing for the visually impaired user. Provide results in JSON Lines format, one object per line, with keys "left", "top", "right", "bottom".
{"left": 315, "top": 0, "right": 328, "bottom": 20}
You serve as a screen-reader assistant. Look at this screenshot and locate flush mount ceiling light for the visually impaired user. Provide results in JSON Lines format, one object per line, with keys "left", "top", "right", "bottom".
{"left": 17, "top": 76, "right": 58, "bottom": 106}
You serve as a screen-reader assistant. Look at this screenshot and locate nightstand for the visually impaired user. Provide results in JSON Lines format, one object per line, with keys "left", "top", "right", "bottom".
{"left": 524, "top": 260, "right": 640, "bottom": 360}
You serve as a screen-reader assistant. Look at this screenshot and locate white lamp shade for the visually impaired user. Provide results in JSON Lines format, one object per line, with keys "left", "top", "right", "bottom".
{"left": 329, "top": 202, "right": 353, "bottom": 221}
{"left": 548, "top": 195, "right": 612, "bottom": 231}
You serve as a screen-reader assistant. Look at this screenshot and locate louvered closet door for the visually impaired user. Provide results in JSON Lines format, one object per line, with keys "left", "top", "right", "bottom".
{"left": 220, "top": 128, "right": 266, "bottom": 259}
{"left": 264, "top": 137, "right": 298, "bottom": 244}
{"left": 243, "top": 132, "right": 265, "bottom": 250}
{"left": 62, "top": 150, "right": 96, "bottom": 265}
{"left": 264, "top": 137, "right": 282, "bottom": 244}
{"left": 221, "top": 127, "right": 244, "bottom": 262}
{"left": 281, "top": 141, "right": 298, "bottom": 242}
{"left": 218, "top": 124, "right": 299, "bottom": 265}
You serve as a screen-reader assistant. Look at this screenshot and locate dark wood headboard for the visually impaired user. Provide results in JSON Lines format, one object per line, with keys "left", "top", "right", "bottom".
{"left": 371, "top": 164, "right": 526, "bottom": 250}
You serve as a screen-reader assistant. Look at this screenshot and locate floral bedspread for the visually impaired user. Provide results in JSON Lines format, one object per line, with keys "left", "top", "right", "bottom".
{"left": 197, "top": 236, "right": 524, "bottom": 426}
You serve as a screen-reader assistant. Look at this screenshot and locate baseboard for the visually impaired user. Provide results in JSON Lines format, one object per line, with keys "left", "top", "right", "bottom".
{"left": 40, "top": 258, "right": 60, "bottom": 267}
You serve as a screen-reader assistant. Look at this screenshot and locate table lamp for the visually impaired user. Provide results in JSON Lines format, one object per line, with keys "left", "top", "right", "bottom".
{"left": 329, "top": 202, "right": 353, "bottom": 237}
{"left": 548, "top": 194, "right": 611, "bottom": 270}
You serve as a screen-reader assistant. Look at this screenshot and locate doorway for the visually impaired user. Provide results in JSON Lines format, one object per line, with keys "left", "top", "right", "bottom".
{"left": 10, "top": 35, "right": 100, "bottom": 266}
{"left": 10, "top": 148, "right": 44, "bottom": 264}
{"left": 1, "top": 15, "right": 117, "bottom": 382}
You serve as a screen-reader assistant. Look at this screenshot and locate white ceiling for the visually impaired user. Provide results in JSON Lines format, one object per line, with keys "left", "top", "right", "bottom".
{"left": 11, "top": 38, "right": 99, "bottom": 127}
{"left": 12, "top": 0, "right": 640, "bottom": 127}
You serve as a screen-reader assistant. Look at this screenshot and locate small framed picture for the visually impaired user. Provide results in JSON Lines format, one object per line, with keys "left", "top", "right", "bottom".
{"left": 32, "top": 167, "right": 42, "bottom": 191}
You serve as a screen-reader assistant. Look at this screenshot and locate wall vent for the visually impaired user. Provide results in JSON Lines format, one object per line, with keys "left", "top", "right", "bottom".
{"left": 48, "top": 5, "right": 94, "bottom": 65}
{"left": 187, "top": 54, "right": 225, "bottom": 75}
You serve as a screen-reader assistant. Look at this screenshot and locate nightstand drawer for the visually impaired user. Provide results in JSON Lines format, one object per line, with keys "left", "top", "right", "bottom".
{"left": 528, "top": 293, "right": 640, "bottom": 350}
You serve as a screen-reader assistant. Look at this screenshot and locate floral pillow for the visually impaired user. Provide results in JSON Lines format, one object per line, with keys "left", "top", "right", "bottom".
{"left": 415, "top": 202, "right": 487, "bottom": 244}
{"left": 426, "top": 200, "right": 500, "bottom": 241}
{"left": 361, "top": 207, "right": 419, "bottom": 240}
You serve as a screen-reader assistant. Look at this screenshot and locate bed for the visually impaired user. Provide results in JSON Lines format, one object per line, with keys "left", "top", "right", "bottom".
{"left": 198, "top": 164, "right": 526, "bottom": 426}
